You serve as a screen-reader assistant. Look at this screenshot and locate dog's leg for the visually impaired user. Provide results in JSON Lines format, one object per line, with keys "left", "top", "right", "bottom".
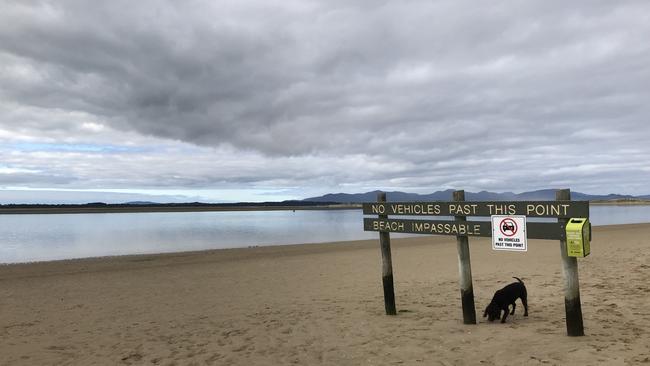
{"left": 522, "top": 294, "right": 528, "bottom": 317}
{"left": 510, "top": 302, "right": 516, "bottom": 315}
{"left": 500, "top": 308, "right": 508, "bottom": 323}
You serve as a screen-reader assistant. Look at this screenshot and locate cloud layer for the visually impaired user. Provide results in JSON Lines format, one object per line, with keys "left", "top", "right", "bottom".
{"left": 2, "top": 0, "right": 650, "bottom": 199}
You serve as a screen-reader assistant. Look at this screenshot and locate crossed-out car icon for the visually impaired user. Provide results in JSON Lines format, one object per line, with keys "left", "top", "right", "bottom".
{"left": 502, "top": 221, "right": 516, "bottom": 233}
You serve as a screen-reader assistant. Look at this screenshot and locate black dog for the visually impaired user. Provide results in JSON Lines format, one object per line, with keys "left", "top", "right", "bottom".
{"left": 483, "top": 277, "right": 528, "bottom": 323}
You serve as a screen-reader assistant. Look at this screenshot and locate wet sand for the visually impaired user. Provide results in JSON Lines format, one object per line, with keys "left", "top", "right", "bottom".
{"left": 1, "top": 224, "right": 649, "bottom": 365}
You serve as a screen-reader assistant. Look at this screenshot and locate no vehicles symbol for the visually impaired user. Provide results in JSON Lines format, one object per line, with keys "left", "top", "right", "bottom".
{"left": 499, "top": 218, "right": 518, "bottom": 237}
{"left": 491, "top": 215, "right": 527, "bottom": 252}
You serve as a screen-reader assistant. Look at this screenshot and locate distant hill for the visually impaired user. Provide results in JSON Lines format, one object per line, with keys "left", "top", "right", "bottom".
{"left": 304, "top": 189, "right": 649, "bottom": 203}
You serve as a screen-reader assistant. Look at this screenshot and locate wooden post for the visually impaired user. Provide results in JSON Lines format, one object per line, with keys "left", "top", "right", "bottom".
{"left": 378, "top": 192, "right": 397, "bottom": 315}
{"left": 453, "top": 190, "right": 476, "bottom": 324}
{"left": 557, "top": 189, "right": 585, "bottom": 336}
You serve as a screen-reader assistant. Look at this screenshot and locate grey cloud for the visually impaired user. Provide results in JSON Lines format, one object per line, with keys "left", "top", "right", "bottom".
{"left": 0, "top": 172, "right": 74, "bottom": 186}
{"left": 1, "top": 0, "right": 650, "bottom": 196}
{"left": 0, "top": 189, "right": 199, "bottom": 204}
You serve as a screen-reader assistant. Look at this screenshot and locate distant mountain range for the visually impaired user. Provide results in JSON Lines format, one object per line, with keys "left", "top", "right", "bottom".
{"left": 303, "top": 189, "right": 650, "bottom": 203}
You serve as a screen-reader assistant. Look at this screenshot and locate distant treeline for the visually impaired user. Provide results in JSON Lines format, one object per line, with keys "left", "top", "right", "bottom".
{"left": 0, "top": 200, "right": 363, "bottom": 215}
{"left": 0, "top": 200, "right": 343, "bottom": 209}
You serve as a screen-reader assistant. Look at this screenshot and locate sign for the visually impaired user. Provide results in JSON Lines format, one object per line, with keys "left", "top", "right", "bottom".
{"left": 364, "top": 190, "right": 588, "bottom": 336}
{"left": 362, "top": 201, "right": 589, "bottom": 218}
{"left": 491, "top": 215, "right": 527, "bottom": 251}
{"left": 363, "top": 218, "right": 565, "bottom": 240}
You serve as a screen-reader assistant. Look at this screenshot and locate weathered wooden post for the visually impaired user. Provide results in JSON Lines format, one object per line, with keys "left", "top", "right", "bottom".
{"left": 453, "top": 190, "right": 476, "bottom": 324}
{"left": 377, "top": 192, "right": 397, "bottom": 315}
{"left": 556, "top": 189, "right": 585, "bottom": 336}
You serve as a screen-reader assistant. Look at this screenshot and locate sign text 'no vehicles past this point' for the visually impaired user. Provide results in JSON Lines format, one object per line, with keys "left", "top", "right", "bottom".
{"left": 363, "top": 201, "right": 589, "bottom": 218}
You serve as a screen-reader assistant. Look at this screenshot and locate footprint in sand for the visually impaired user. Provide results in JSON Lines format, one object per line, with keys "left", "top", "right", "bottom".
{"left": 536, "top": 327, "right": 559, "bottom": 335}
{"left": 121, "top": 352, "right": 143, "bottom": 364}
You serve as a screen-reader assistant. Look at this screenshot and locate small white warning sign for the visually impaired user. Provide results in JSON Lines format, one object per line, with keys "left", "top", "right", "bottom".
{"left": 491, "top": 215, "right": 527, "bottom": 252}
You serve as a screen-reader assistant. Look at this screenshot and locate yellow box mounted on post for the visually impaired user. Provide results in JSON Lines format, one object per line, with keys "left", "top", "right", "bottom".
{"left": 566, "top": 218, "right": 591, "bottom": 257}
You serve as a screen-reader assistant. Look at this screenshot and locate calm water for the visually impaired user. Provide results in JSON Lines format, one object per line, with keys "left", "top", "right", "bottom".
{"left": 1, "top": 205, "right": 650, "bottom": 264}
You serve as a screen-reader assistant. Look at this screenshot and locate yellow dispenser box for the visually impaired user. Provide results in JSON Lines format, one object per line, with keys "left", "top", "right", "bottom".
{"left": 566, "top": 218, "right": 591, "bottom": 257}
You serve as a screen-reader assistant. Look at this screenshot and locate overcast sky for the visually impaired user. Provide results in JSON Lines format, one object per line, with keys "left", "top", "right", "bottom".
{"left": 1, "top": 0, "right": 650, "bottom": 203}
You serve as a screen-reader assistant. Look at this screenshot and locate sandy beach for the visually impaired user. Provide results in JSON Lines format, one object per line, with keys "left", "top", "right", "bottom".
{"left": 1, "top": 224, "right": 649, "bottom": 365}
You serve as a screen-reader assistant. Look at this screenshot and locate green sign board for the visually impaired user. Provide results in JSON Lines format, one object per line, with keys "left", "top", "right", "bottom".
{"left": 362, "top": 201, "right": 589, "bottom": 218}
{"left": 363, "top": 218, "right": 566, "bottom": 240}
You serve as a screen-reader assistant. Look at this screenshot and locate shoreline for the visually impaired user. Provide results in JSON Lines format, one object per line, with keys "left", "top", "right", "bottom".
{"left": 0, "top": 222, "right": 646, "bottom": 267}
{"left": 0, "top": 203, "right": 361, "bottom": 215}
{"left": 1, "top": 222, "right": 648, "bottom": 267}
{"left": 590, "top": 200, "right": 650, "bottom": 205}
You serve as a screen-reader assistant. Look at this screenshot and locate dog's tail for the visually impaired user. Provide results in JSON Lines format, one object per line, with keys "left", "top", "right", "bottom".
{"left": 513, "top": 276, "right": 523, "bottom": 283}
